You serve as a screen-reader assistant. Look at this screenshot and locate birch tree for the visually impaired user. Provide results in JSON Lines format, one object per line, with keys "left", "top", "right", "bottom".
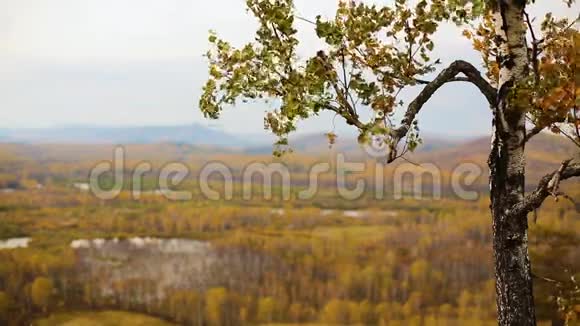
{"left": 199, "top": 0, "right": 580, "bottom": 324}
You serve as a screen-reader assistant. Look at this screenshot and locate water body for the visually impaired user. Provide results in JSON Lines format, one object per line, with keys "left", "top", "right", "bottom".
{"left": 0, "top": 237, "right": 30, "bottom": 249}
{"left": 321, "top": 209, "right": 399, "bottom": 218}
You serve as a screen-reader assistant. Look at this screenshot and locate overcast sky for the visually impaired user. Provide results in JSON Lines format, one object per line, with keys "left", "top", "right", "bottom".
{"left": 0, "top": 0, "right": 575, "bottom": 137}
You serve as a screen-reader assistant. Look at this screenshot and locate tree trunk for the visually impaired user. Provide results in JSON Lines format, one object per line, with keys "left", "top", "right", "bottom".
{"left": 489, "top": 1, "right": 536, "bottom": 325}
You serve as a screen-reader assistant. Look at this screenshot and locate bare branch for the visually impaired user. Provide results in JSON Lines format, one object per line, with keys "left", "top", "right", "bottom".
{"left": 387, "top": 60, "right": 497, "bottom": 162}
{"left": 524, "top": 123, "right": 544, "bottom": 143}
{"left": 508, "top": 160, "right": 580, "bottom": 218}
{"left": 339, "top": 46, "right": 358, "bottom": 116}
{"left": 296, "top": 15, "right": 316, "bottom": 25}
{"left": 524, "top": 11, "right": 540, "bottom": 84}
{"left": 325, "top": 104, "right": 365, "bottom": 130}
{"left": 524, "top": 115, "right": 580, "bottom": 147}
{"left": 573, "top": 106, "right": 580, "bottom": 140}
{"left": 552, "top": 124, "right": 580, "bottom": 148}
{"left": 532, "top": 272, "right": 561, "bottom": 284}
{"left": 415, "top": 76, "right": 474, "bottom": 84}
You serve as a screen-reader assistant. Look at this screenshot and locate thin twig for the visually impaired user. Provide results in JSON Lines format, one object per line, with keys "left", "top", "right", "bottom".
{"left": 524, "top": 11, "right": 540, "bottom": 84}
{"left": 573, "top": 106, "right": 580, "bottom": 140}
{"left": 552, "top": 124, "right": 580, "bottom": 148}
{"left": 532, "top": 272, "right": 561, "bottom": 284}
{"left": 296, "top": 15, "right": 316, "bottom": 25}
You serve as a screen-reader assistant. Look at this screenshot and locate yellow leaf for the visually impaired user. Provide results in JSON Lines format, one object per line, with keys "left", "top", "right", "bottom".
{"left": 462, "top": 30, "right": 472, "bottom": 39}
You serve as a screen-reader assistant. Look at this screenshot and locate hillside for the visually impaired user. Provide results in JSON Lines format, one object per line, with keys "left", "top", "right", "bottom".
{"left": 408, "top": 133, "right": 579, "bottom": 185}
{"left": 0, "top": 132, "right": 576, "bottom": 190}
{"left": 247, "top": 132, "right": 467, "bottom": 155}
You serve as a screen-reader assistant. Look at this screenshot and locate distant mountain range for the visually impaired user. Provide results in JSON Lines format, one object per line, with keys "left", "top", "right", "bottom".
{"left": 0, "top": 125, "right": 265, "bottom": 148}
{"left": 0, "top": 125, "right": 470, "bottom": 154}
